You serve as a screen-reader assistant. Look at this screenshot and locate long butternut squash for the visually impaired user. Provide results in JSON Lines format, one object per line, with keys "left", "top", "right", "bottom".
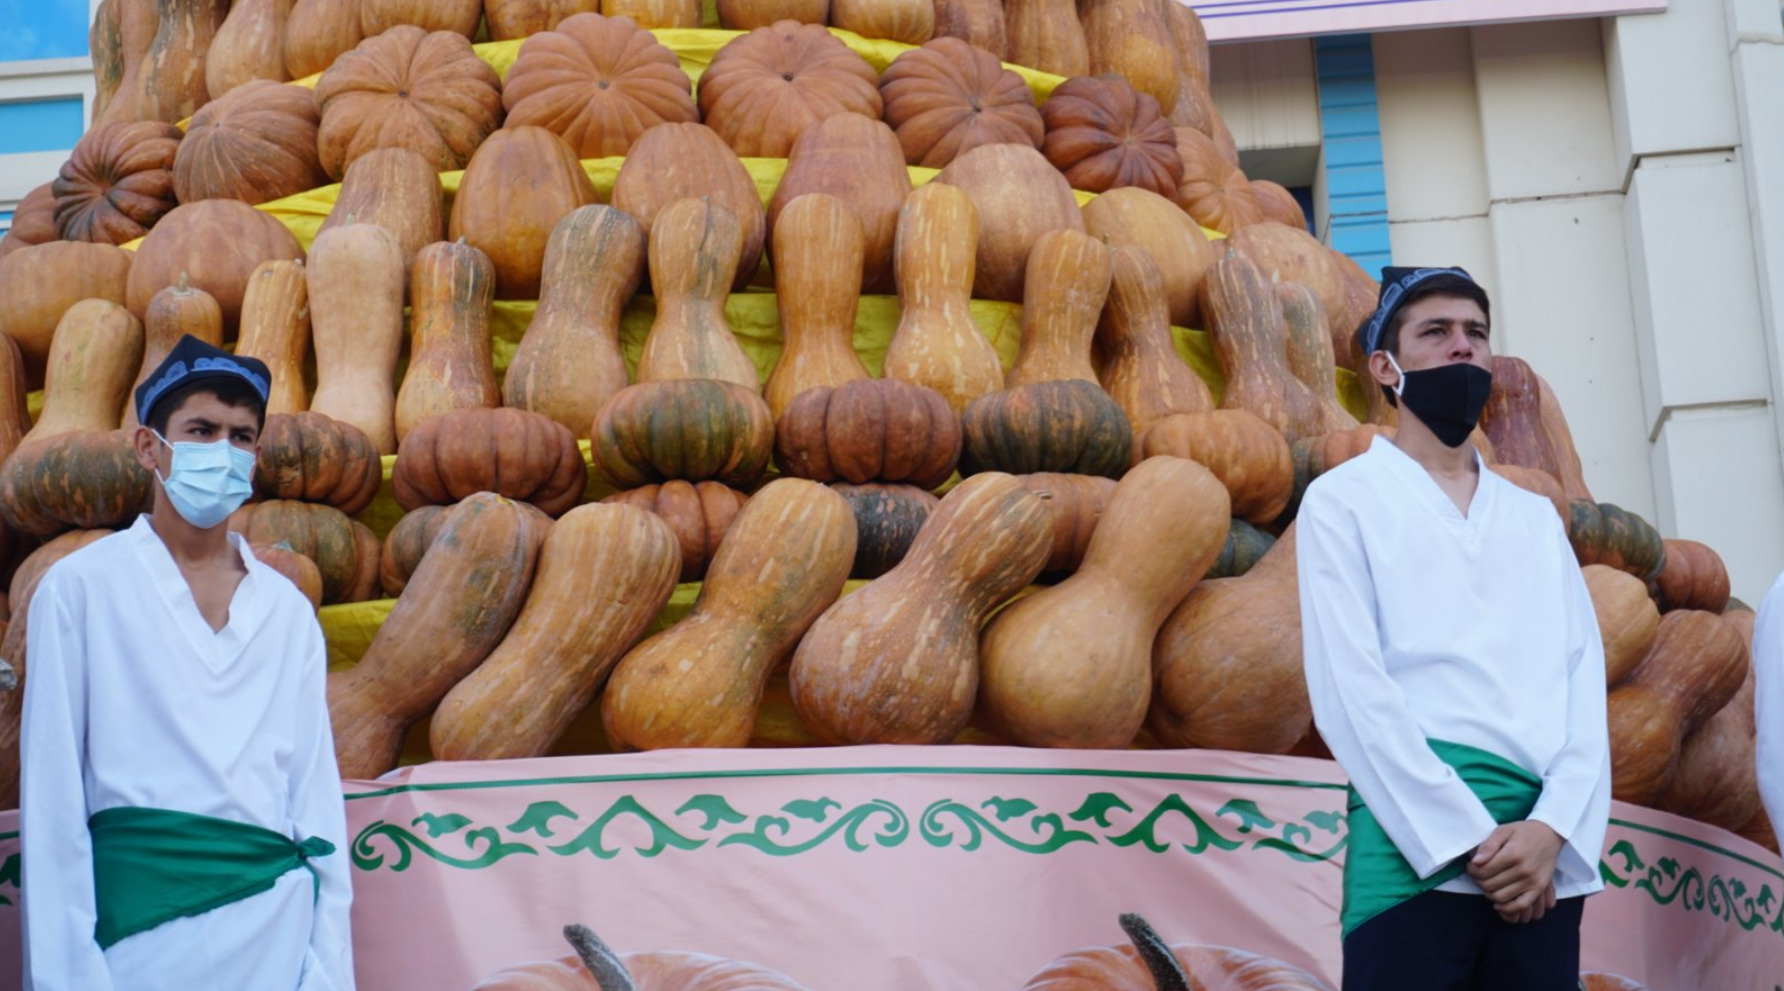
{"left": 308, "top": 223, "right": 405, "bottom": 454}
{"left": 395, "top": 239, "right": 499, "bottom": 439}
{"left": 882, "top": 182, "right": 1002, "bottom": 414}
{"left": 316, "top": 147, "right": 445, "bottom": 290}
{"left": 505, "top": 205, "right": 644, "bottom": 437}
{"left": 0, "top": 335, "right": 26, "bottom": 466}
{"left": 1277, "top": 281, "right": 1357, "bottom": 435}
{"left": 764, "top": 194, "right": 871, "bottom": 419}
{"left": 635, "top": 197, "right": 758, "bottom": 390}
{"left": 790, "top": 472, "right": 1052, "bottom": 744}
{"left": 1097, "top": 245, "right": 1212, "bottom": 440}
{"left": 129, "top": 0, "right": 227, "bottom": 124}
{"left": 125, "top": 275, "right": 222, "bottom": 427}
{"left": 980, "top": 456, "right": 1230, "bottom": 748}
{"left": 326, "top": 493, "right": 544, "bottom": 778}
{"left": 431, "top": 503, "right": 681, "bottom": 760}
{"left": 27, "top": 301, "right": 143, "bottom": 445}
{"left": 234, "top": 258, "right": 309, "bottom": 417}
{"left": 1005, "top": 229, "right": 1111, "bottom": 388}
{"left": 602, "top": 479, "right": 857, "bottom": 750}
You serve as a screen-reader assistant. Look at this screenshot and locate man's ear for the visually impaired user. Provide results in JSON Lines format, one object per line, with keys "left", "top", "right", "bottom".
{"left": 132, "top": 426, "right": 162, "bottom": 474}
{"left": 1366, "top": 351, "right": 1401, "bottom": 391}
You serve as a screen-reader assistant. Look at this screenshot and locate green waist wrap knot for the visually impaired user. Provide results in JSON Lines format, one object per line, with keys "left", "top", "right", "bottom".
{"left": 89, "top": 806, "right": 335, "bottom": 949}
{"left": 1340, "top": 738, "right": 1542, "bottom": 939}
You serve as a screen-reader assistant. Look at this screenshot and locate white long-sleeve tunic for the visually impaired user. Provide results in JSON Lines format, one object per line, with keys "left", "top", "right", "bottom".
{"left": 1297, "top": 437, "right": 1610, "bottom": 898}
{"left": 19, "top": 516, "right": 354, "bottom": 991}
{"left": 1752, "top": 572, "right": 1784, "bottom": 831}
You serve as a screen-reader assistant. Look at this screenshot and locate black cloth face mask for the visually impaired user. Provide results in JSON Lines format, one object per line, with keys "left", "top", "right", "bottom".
{"left": 1385, "top": 353, "right": 1493, "bottom": 448}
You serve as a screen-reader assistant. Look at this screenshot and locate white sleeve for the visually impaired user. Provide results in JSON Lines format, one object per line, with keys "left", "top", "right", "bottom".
{"left": 290, "top": 624, "right": 356, "bottom": 991}
{"left": 1296, "top": 492, "right": 1499, "bottom": 879}
{"left": 19, "top": 577, "right": 116, "bottom": 991}
{"left": 1755, "top": 573, "right": 1784, "bottom": 833}
{"left": 1526, "top": 538, "right": 1613, "bottom": 888}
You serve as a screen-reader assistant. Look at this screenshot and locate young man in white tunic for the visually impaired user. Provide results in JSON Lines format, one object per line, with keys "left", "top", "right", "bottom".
{"left": 1297, "top": 268, "right": 1610, "bottom": 990}
{"left": 20, "top": 335, "right": 354, "bottom": 991}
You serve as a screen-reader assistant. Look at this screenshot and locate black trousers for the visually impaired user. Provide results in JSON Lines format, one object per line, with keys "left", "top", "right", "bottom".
{"left": 1342, "top": 889, "right": 1586, "bottom": 991}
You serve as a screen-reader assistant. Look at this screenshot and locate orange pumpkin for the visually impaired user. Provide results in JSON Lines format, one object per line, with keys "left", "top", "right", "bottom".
{"left": 1041, "top": 74, "right": 1182, "bottom": 197}
{"left": 697, "top": 20, "right": 882, "bottom": 158}
{"left": 52, "top": 121, "right": 182, "bottom": 245}
{"left": 314, "top": 26, "right": 504, "bottom": 180}
{"left": 1172, "top": 126, "right": 1260, "bottom": 234}
{"left": 602, "top": 480, "right": 748, "bottom": 582}
{"left": 471, "top": 923, "right": 816, "bottom": 991}
{"left": 0, "top": 183, "right": 58, "bottom": 262}
{"left": 501, "top": 13, "right": 698, "bottom": 159}
{"left": 173, "top": 79, "right": 326, "bottom": 206}
{"left": 1021, "top": 913, "right": 1332, "bottom": 990}
{"left": 393, "top": 408, "right": 588, "bottom": 516}
{"left": 1653, "top": 538, "right": 1731, "bottom": 614}
{"left": 879, "top": 36, "right": 1043, "bottom": 169}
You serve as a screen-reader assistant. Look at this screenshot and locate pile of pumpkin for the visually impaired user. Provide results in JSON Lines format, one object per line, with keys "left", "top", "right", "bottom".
{"left": 0, "top": 0, "right": 1767, "bottom": 857}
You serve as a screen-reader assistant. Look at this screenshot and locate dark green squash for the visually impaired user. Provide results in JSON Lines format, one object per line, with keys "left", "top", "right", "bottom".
{"left": 1205, "top": 518, "right": 1275, "bottom": 579}
{"left": 1567, "top": 500, "right": 1667, "bottom": 582}
{"left": 959, "top": 380, "right": 1132, "bottom": 479}
{"left": 591, "top": 379, "right": 775, "bottom": 489}
{"left": 830, "top": 482, "right": 938, "bottom": 579}
{"left": 0, "top": 430, "right": 152, "bottom": 536}
{"left": 227, "top": 500, "right": 382, "bottom": 605}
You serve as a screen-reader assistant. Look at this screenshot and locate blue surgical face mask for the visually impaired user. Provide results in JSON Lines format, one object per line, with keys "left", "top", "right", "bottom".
{"left": 153, "top": 431, "right": 257, "bottom": 530}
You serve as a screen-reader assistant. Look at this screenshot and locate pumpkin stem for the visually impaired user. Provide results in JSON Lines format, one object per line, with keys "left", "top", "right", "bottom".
{"left": 562, "top": 924, "right": 636, "bottom": 991}
{"left": 176, "top": 271, "right": 190, "bottom": 293}
{"left": 1119, "top": 913, "right": 1191, "bottom": 991}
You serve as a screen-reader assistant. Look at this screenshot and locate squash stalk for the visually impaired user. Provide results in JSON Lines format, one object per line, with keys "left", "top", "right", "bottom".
{"left": 1119, "top": 913, "right": 1191, "bottom": 991}
{"left": 563, "top": 924, "right": 635, "bottom": 991}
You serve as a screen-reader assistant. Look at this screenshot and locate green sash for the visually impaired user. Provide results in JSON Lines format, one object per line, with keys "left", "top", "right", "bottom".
{"left": 89, "top": 806, "right": 336, "bottom": 949}
{"left": 1340, "top": 739, "right": 1542, "bottom": 939}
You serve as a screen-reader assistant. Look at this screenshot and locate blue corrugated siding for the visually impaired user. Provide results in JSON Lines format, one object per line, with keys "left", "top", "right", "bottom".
{"left": 0, "top": 97, "right": 84, "bottom": 154}
{"left": 1315, "top": 35, "right": 1391, "bottom": 278}
{"left": 0, "top": 0, "right": 90, "bottom": 61}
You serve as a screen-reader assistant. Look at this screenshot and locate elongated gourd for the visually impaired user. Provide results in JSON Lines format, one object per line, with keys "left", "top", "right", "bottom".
{"left": 764, "top": 194, "right": 871, "bottom": 419}
{"left": 1201, "top": 252, "right": 1323, "bottom": 445}
{"left": 602, "top": 479, "right": 857, "bottom": 750}
{"left": 27, "top": 301, "right": 143, "bottom": 445}
{"left": 1138, "top": 409, "right": 1293, "bottom": 525}
{"left": 395, "top": 239, "right": 499, "bottom": 440}
{"left": 635, "top": 197, "right": 759, "bottom": 390}
{"left": 431, "top": 503, "right": 681, "bottom": 760}
{"left": 766, "top": 113, "right": 913, "bottom": 294}
{"left": 1004, "top": 0, "right": 1088, "bottom": 77}
{"left": 0, "top": 335, "right": 27, "bottom": 465}
{"left": 94, "top": 0, "right": 161, "bottom": 128}
{"left": 1097, "top": 245, "right": 1212, "bottom": 440}
{"left": 1608, "top": 609, "right": 1749, "bottom": 804}
{"left": 327, "top": 493, "right": 543, "bottom": 779}
{"left": 125, "top": 275, "right": 223, "bottom": 427}
{"left": 1080, "top": 0, "right": 1180, "bottom": 115}
{"left": 882, "top": 182, "right": 1002, "bottom": 414}
{"left": 234, "top": 258, "right": 309, "bottom": 417}
{"left": 1005, "top": 229, "right": 1111, "bottom": 389}
{"left": 790, "top": 472, "right": 1052, "bottom": 744}
{"left": 1149, "top": 523, "right": 1311, "bottom": 753}
{"left": 505, "top": 206, "right": 644, "bottom": 437}
{"left": 981, "top": 456, "right": 1230, "bottom": 748}
{"left": 308, "top": 223, "right": 406, "bottom": 454}
{"left": 447, "top": 125, "right": 599, "bottom": 300}
{"left": 1081, "top": 186, "right": 1216, "bottom": 328}
{"left": 602, "top": 0, "right": 700, "bottom": 27}
{"left": 207, "top": 0, "right": 293, "bottom": 98}
{"left": 1277, "top": 281, "right": 1357, "bottom": 435}
{"left": 129, "top": 0, "right": 226, "bottom": 124}
{"left": 284, "top": 0, "right": 362, "bottom": 80}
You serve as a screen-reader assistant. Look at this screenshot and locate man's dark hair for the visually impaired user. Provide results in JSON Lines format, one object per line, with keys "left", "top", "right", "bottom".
{"left": 146, "top": 378, "right": 268, "bottom": 436}
{"left": 1353, "top": 274, "right": 1491, "bottom": 407}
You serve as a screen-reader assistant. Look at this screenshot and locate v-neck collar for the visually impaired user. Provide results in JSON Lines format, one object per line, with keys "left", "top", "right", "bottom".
{"left": 1370, "top": 435, "right": 1495, "bottom": 527}
{"left": 126, "top": 516, "right": 265, "bottom": 673}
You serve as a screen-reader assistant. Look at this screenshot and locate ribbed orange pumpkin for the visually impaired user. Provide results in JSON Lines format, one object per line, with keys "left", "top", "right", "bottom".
{"left": 1016, "top": 472, "right": 1115, "bottom": 575}
{"left": 1041, "top": 75, "right": 1182, "bottom": 197}
{"left": 314, "top": 26, "right": 504, "bottom": 180}
{"left": 470, "top": 924, "right": 818, "bottom": 991}
{"left": 393, "top": 408, "right": 588, "bottom": 516}
{"left": 254, "top": 412, "right": 383, "bottom": 516}
{"left": 0, "top": 431, "right": 152, "bottom": 537}
{"left": 52, "top": 121, "right": 182, "bottom": 245}
{"left": 602, "top": 480, "right": 749, "bottom": 582}
{"left": 879, "top": 37, "right": 1043, "bottom": 168}
{"left": 697, "top": 20, "right": 883, "bottom": 158}
{"left": 1173, "top": 126, "right": 1260, "bottom": 234}
{"left": 173, "top": 79, "right": 326, "bottom": 205}
{"left": 1583, "top": 563, "right": 1660, "bottom": 686}
{"left": 1607, "top": 608, "right": 1749, "bottom": 805}
{"left": 501, "top": 13, "right": 698, "bottom": 159}
{"left": 0, "top": 183, "right": 58, "bottom": 262}
{"left": 227, "top": 500, "right": 382, "bottom": 605}
{"left": 774, "top": 379, "right": 962, "bottom": 489}
{"left": 124, "top": 199, "right": 305, "bottom": 333}
{"left": 591, "top": 380, "right": 776, "bottom": 489}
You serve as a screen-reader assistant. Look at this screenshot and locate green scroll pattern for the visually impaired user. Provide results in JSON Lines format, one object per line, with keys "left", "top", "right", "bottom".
{"left": 349, "top": 788, "right": 1347, "bottom": 874}
{"left": 1599, "top": 837, "right": 1784, "bottom": 937}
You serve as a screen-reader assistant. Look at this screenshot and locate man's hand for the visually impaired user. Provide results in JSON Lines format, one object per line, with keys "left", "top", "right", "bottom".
{"left": 1466, "top": 820, "right": 1564, "bottom": 922}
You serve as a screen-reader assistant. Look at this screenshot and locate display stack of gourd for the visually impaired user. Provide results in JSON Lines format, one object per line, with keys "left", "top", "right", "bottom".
{"left": 0, "top": 0, "right": 1767, "bottom": 853}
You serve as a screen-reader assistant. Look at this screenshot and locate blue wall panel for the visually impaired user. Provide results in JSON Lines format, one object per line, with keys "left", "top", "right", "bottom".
{"left": 0, "top": 97, "right": 85, "bottom": 154}
{"left": 0, "top": 0, "right": 90, "bottom": 61}
{"left": 1315, "top": 35, "right": 1392, "bottom": 278}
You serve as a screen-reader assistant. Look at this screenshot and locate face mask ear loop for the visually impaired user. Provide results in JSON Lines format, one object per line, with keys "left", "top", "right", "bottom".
{"left": 1383, "top": 351, "right": 1407, "bottom": 400}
